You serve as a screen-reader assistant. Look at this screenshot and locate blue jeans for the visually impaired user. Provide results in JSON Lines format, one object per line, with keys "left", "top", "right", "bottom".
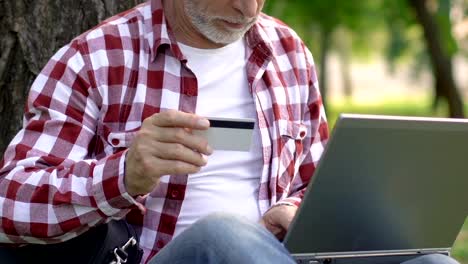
{"left": 148, "top": 213, "right": 459, "bottom": 264}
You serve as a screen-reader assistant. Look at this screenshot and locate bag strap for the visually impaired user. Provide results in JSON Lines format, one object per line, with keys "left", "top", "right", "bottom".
{"left": 99, "top": 220, "right": 143, "bottom": 264}
{"left": 110, "top": 236, "right": 138, "bottom": 264}
{"left": 0, "top": 220, "right": 143, "bottom": 264}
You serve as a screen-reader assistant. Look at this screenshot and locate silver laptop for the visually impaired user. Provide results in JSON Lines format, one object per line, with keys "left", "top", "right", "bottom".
{"left": 284, "top": 114, "right": 468, "bottom": 264}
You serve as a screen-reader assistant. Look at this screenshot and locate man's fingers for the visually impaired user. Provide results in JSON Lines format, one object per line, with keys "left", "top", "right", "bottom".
{"left": 151, "top": 110, "right": 210, "bottom": 130}
{"left": 124, "top": 110, "right": 212, "bottom": 196}
{"left": 125, "top": 142, "right": 204, "bottom": 196}
{"left": 142, "top": 111, "right": 212, "bottom": 155}
{"left": 260, "top": 217, "right": 285, "bottom": 240}
{"left": 132, "top": 138, "right": 208, "bottom": 171}
{"left": 154, "top": 127, "right": 212, "bottom": 155}
{"left": 153, "top": 141, "right": 208, "bottom": 167}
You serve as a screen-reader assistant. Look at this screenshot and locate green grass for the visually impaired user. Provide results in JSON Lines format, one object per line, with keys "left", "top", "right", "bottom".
{"left": 328, "top": 98, "right": 468, "bottom": 264}
{"left": 327, "top": 97, "right": 449, "bottom": 128}
{"left": 453, "top": 220, "right": 468, "bottom": 264}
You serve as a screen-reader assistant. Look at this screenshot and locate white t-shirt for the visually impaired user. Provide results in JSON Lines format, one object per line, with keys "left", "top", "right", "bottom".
{"left": 173, "top": 39, "right": 263, "bottom": 237}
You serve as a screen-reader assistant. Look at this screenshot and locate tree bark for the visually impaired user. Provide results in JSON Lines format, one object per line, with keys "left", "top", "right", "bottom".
{"left": 318, "top": 29, "right": 332, "bottom": 112}
{"left": 335, "top": 30, "right": 353, "bottom": 99}
{"left": 0, "top": 0, "right": 144, "bottom": 157}
{"left": 408, "top": 0, "right": 464, "bottom": 118}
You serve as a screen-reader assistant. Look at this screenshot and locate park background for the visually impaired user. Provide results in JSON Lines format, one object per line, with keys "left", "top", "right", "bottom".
{"left": 263, "top": 0, "right": 468, "bottom": 263}
{"left": 0, "top": 0, "right": 467, "bottom": 263}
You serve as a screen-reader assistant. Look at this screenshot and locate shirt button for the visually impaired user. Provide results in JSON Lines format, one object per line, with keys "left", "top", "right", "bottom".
{"left": 111, "top": 138, "right": 120, "bottom": 146}
{"left": 300, "top": 131, "right": 306, "bottom": 138}
{"left": 170, "top": 190, "right": 179, "bottom": 199}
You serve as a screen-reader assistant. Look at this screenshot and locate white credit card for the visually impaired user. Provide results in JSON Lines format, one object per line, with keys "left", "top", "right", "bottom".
{"left": 193, "top": 117, "right": 255, "bottom": 152}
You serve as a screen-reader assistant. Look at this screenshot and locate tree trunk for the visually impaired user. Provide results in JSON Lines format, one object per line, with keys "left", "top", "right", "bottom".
{"left": 335, "top": 30, "right": 353, "bottom": 99}
{"left": 319, "top": 29, "right": 332, "bottom": 112}
{"left": 0, "top": 0, "right": 145, "bottom": 157}
{"left": 408, "top": 0, "right": 464, "bottom": 118}
{"left": 341, "top": 52, "right": 353, "bottom": 99}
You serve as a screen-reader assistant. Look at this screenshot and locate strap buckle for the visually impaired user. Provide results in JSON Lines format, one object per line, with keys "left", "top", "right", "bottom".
{"left": 110, "top": 237, "right": 138, "bottom": 264}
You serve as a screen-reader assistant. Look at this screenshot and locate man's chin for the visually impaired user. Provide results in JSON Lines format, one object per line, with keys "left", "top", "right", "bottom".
{"left": 201, "top": 30, "right": 246, "bottom": 45}
{"left": 210, "top": 36, "right": 243, "bottom": 45}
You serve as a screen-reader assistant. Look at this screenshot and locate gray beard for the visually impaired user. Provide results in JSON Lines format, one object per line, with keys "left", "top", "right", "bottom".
{"left": 183, "top": 0, "right": 256, "bottom": 44}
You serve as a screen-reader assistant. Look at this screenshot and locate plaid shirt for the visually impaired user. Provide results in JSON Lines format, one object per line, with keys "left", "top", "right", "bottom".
{"left": 0, "top": 0, "right": 328, "bottom": 262}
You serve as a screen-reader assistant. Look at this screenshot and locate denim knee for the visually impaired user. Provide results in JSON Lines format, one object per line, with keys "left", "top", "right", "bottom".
{"left": 194, "top": 213, "right": 258, "bottom": 234}
{"left": 149, "top": 213, "right": 296, "bottom": 264}
{"left": 188, "top": 213, "right": 269, "bottom": 245}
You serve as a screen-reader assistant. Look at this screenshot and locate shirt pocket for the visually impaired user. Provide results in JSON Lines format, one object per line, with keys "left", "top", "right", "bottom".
{"left": 277, "top": 121, "right": 307, "bottom": 190}
{"left": 279, "top": 121, "right": 307, "bottom": 141}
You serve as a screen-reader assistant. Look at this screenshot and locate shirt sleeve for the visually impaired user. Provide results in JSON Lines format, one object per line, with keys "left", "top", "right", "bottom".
{"left": 0, "top": 39, "right": 137, "bottom": 244}
{"left": 276, "top": 43, "right": 329, "bottom": 208}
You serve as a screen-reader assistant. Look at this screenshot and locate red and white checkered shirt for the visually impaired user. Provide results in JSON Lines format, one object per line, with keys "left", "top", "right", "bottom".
{"left": 0, "top": 0, "right": 329, "bottom": 262}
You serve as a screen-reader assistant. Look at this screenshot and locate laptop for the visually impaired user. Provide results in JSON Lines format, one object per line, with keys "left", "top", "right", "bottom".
{"left": 284, "top": 114, "right": 468, "bottom": 264}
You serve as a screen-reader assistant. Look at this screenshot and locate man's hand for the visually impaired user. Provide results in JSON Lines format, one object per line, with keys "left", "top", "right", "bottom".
{"left": 125, "top": 110, "right": 212, "bottom": 196}
{"left": 260, "top": 204, "right": 298, "bottom": 241}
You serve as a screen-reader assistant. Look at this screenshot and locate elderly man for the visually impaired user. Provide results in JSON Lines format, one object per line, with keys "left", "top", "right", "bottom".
{"left": 0, "top": 0, "right": 460, "bottom": 263}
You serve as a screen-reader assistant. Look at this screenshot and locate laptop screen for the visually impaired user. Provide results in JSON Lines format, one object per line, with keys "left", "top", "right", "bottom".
{"left": 284, "top": 114, "right": 468, "bottom": 255}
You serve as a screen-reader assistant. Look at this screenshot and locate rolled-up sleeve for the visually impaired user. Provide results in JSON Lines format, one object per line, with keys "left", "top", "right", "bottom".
{"left": 0, "top": 39, "right": 137, "bottom": 244}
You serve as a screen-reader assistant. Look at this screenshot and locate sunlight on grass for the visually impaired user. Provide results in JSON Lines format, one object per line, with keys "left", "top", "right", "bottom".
{"left": 453, "top": 220, "right": 468, "bottom": 264}
{"left": 327, "top": 97, "right": 449, "bottom": 129}
{"left": 327, "top": 98, "right": 468, "bottom": 264}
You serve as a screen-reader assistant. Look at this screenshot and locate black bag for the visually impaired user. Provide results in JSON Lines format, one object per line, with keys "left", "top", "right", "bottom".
{"left": 0, "top": 220, "right": 143, "bottom": 264}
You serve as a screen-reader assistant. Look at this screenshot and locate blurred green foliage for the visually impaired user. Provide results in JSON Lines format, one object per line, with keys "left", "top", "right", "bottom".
{"left": 263, "top": 1, "right": 467, "bottom": 262}
{"left": 263, "top": 0, "right": 383, "bottom": 60}
{"left": 263, "top": 0, "right": 468, "bottom": 117}
{"left": 263, "top": 0, "right": 466, "bottom": 72}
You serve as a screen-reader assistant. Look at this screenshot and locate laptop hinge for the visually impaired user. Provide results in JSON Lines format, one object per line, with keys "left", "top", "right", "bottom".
{"left": 292, "top": 248, "right": 451, "bottom": 260}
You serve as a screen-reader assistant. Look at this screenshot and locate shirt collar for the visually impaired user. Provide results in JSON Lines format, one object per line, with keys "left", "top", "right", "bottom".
{"left": 146, "top": 0, "right": 185, "bottom": 62}
{"left": 146, "top": 0, "right": 272, "bottom": 63}
{"left": 245, "top": 20, "right": 273, "bottom": 63}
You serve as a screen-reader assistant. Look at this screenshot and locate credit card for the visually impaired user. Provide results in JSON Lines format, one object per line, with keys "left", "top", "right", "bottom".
{"left": 193, "top": 117, "right": 255, "bottom": 151}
